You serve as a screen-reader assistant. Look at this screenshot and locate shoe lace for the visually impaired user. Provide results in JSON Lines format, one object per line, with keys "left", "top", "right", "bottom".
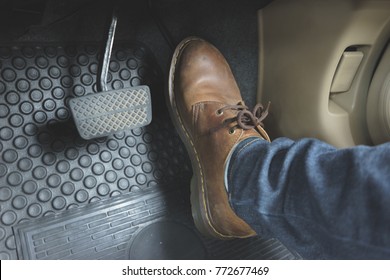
{"left": 217, "top": 101, "right": 270, "bottom": 131}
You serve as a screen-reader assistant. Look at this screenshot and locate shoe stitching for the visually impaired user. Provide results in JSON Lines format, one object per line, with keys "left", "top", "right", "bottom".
{"left": 171, "top": 38, "right": 257, "bottom": 238}
{"left": 192, "top": 103, "right": 199, "bottom": 131}
{"left": 170, "top": 37, "right": 229, "bottom": 238}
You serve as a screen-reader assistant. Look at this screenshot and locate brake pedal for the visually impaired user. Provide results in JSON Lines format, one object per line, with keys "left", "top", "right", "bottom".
{"left": 69, "top": 7, "right": 152, "bottom": 140}
{"left": 69, "top": 86, "right": 151, "bottom": 140}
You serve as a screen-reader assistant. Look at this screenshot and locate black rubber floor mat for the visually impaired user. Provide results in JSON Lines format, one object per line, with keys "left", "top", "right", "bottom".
{"left": 0, "top": 43, "right": 299, "bottom": 260}
{"left": 0, "top": 43, "right": 191, "bottom": 259}
{"left": 13, "top": 188, "right": 300, "bottom": 260}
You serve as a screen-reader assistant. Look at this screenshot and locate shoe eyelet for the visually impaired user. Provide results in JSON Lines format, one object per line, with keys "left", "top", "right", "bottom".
{"left": 229, "top": 128, "right": 236, "bottom": 135}
{"left": 216, "top": 110, "right": 223, "bottom": 116}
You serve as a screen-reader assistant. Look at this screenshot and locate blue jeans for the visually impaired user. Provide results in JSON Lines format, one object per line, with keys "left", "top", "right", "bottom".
{"left": 228, "top": 137, "right": 390, "bottom": 259}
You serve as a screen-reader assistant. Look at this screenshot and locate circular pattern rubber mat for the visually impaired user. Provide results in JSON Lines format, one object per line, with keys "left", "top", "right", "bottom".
{"left": 0, "top": 43, "right": 191, "bottom": 259}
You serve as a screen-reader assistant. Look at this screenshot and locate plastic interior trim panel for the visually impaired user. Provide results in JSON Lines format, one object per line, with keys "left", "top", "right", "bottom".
{"left": 257, "top": 0, "right": 390, "bottom": 147}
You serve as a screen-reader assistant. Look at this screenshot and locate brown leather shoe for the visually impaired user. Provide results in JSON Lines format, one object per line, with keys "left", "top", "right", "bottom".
{"left": 167, "top": 37, "right": 270, "bottom": 239}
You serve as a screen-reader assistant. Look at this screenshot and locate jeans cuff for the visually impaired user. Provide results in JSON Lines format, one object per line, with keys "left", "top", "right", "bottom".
{"left": 226, "top": 137, "right": 264, "bottom": 197}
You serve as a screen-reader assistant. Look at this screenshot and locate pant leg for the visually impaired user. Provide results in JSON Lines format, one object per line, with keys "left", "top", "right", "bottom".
{"left": 227, "top": 137, "right": 390, "bottom": 259}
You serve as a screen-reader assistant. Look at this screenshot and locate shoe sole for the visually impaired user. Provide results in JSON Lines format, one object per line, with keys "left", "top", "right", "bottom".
{"left": 167, "top": 37, "right": 233, "bottom": 239}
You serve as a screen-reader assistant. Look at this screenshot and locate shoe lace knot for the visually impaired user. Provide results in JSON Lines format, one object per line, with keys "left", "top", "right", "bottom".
{"left": 218, "top": 101, "right": 270, "bottom": 130}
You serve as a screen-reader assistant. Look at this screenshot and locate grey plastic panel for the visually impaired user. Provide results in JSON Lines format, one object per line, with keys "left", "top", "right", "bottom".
{"left": 258, "top": 0, "right": 390, "bottom": 147}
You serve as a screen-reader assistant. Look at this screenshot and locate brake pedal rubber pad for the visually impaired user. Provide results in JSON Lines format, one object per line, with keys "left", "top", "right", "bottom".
{"left": 69, "top": 85, "right": 152, "bottom": 140}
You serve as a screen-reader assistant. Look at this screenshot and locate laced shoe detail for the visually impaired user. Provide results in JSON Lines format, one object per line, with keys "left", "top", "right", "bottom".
{"left": 216, "top": 101, "right": 270, "bottom": 133}
{"left": 168, "top": 37, "right": 270, "bottom": 238}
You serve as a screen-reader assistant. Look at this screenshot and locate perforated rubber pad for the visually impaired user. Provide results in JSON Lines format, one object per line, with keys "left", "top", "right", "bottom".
{"left": 0, "top": 43, "right": 299, "bottom": 260}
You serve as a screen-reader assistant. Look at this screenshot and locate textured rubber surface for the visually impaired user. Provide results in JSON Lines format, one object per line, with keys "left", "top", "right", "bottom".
{"left": 0, "top": 43, "right": 299, "bottom": 260}
{"left": 69, "top": 86, "right": 152, "bottom": 140}
{"left": 14, "top": 188, "right": 172, "bottom": 259}
{"left": 0, "top": 43, "right": 191, "bottom": 260}
{"left": 14, "top": 188, "right": 300, "bottom": 260}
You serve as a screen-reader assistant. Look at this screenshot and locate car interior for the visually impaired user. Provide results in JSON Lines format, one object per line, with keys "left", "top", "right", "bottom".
{"left": 0, "top": 0, "right": 389, "bottom": 260}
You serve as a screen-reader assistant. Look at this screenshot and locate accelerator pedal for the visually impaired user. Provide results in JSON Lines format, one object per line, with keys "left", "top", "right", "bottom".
{"left": 69, "top": 86, "right": 152, "bottom": 140}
